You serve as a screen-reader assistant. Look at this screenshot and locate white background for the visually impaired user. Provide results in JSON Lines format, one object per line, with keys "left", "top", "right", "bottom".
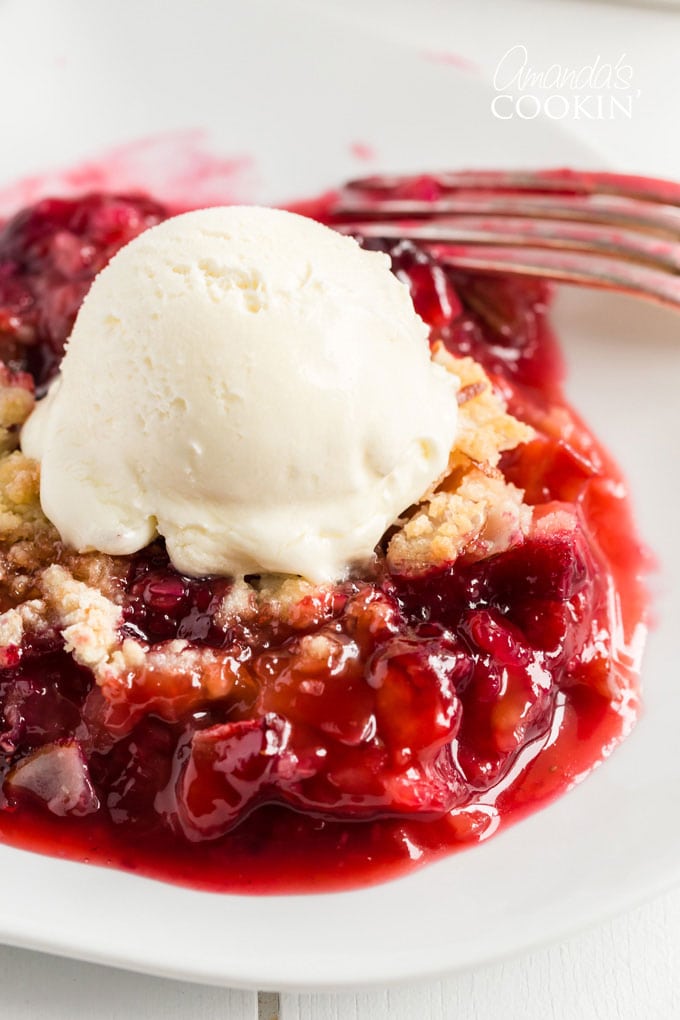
{"left": 1, "top": 0, "right": 679, "bottom": 1016}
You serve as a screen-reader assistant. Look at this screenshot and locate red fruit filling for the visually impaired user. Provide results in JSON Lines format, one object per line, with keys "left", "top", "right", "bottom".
{"left": 0, "top": 187, "right": 647, "bottom": 893}
{"left": 0, "top": 193, "right": 166, "bottom": 385}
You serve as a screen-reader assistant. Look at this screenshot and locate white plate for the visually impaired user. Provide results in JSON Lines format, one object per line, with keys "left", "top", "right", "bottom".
{"left": 0, "top": 0, "right": 678, "bottom": 992}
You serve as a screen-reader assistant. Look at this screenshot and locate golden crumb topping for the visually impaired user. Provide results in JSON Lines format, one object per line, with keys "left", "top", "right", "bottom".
{"left": 387, "top": 348, "right": 534, "bottom": 574}
{"left": 0, "top": 375, "right": 35, "bottom": 457}
{"left": 0, "top": 451, "right": 63, "bottom": 604}
{"left": 40, "top": 564, "right": 122, "bottom": 673}
{"left": 215, "top": 574, "right": 337, "bottom": 630}
{"left": 213, "top": 578, "right": 258, "bottom": 627}
{"left": 387, "top": 469, "right": 530, "bottom": 575}
{"left": 433, "top": 345, "right": 534, "bottom": 472}
{"left": 257, "top": 576, "right": 333, "bottom": 626}
{"left": 0, "top": 599, "right": 47, "bottom": 648}
{"left": 0, "top": 452, "right": 46, "bottom": 541}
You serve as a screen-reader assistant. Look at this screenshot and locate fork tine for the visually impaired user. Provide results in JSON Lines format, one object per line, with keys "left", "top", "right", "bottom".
{"left": 342, "top": 169, "right": 680, "bottom": 207}
{"left": 340, "top": 217, "right": 680, "bottom": 275}
{"left": 333, "top": 194, "right": 680, "bottom": 241}
{"left": 334, "top": 170, "right": 680, "bottom": 310}
{"left": 430, "top": 244, "right": 680, "bottom": 310}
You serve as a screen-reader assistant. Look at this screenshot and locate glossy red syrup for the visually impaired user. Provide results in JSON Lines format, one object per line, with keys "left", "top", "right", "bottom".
{"left": 0, "top": 189, "right": 648, "bottom": 893}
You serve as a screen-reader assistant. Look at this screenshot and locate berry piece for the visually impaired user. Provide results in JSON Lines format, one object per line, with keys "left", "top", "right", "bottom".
{"left": 174, "top": 715, "right": 287, "bottom": 839}
{"left": 0, "top": 193, "right": 168, "bottom": 383}
{"left": 5, "top": 740, "right": 99, "bottom": 816}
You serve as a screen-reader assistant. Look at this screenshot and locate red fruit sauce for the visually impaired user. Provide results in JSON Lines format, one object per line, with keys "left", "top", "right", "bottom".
{"left": 0, "top": 189, "right": 648, "bottom": 893}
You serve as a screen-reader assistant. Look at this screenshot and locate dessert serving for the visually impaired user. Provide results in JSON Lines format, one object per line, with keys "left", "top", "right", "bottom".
{"left": 0, "top": 181, "right": 648, "bottom": 893}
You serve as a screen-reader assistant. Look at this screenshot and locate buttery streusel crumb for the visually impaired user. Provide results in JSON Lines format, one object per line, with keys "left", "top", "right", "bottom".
{"left": 40, "top": 564, "right": 123, "bottom": 673}
{"left": 433, "top": 344, "right": 534, "bottom": 471}
{"left": 0, "top": 445, "right": 125, "bottom": 606}
{"left": 107, "top": 637, "right": 147, "bottom": 676}
{"left": 387, "top": 469, "right": 530, "bottom": 575}
{"left": 0, "top": 599, "right": 47, "bottom": 648}
{"left": 386, "top": 348, "right": 534, "bottom": 575}
{"left": 0, "top": 452, "right": 46, "bottom": 538}
{"left": 213, "top": 578, "right": 258, "bottom": 627}
{"left": 0, "top": 451, "right": 61, "bottom": 603}
{"left": 0, "top": 369, "right": 35, "bottom": 457}
{"left": 216, "top": 574, "right": 338, "bottom": 630}
{"left": 0, "top": 607, "right": 24, "bottom": 647}
{"left": 257, "top": 576, "right": 331, "bottom": 626}
{"left": 61, "top": 551, "right": 127, "bottom": 602}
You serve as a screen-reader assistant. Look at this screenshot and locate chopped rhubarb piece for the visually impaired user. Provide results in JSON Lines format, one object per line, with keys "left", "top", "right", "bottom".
{"left": 5, "top": 740, "right": 99, "bottom": 816}
{"left": 369, "top": 636, "right": 465, "bottom": 754}
{"left": 174, "top": 715, "right": 287, "bottom": 840}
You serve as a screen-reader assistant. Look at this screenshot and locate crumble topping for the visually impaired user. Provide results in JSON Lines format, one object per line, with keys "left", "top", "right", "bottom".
{"left": 387, "top": 469, "right": 530, "bottom": 575}
{"left": 0, "top": 396, "right": 124, "bottom": 606}
{"left": 0, "top": 599, "right": 47, "bottom": 649}
{"left": 0, "top": 367, "right": 35, "bottom": 457}
{"left": 433, "top": 345, "right": 534, "bottom": 471}
{"left": 0, "top": 382, "right": 66, "bottom": 603}
{"left": 213, "top": 578, "right": 258, "bottom": 626}
{"left": 257, "top": 576, "right": 335, "bottom": 627}
{"left": 0, "top": 451, "right": 53, "bottom": 555}
{"left": 386, "top": 348, "right": 535, "bottom": 574}
{"left": 40, "top": 564, "right": 123, "bottom": 673}
{"left": 215, "top": 575, "right": 337, "bottom": 630}
{"left": 106, "top": 637, "right": 147, "bottom": 677}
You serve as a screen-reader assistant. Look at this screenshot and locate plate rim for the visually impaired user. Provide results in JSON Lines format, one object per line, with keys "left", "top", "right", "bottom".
{"left": 0, "top": 0, "right": 676, "bottom": 990}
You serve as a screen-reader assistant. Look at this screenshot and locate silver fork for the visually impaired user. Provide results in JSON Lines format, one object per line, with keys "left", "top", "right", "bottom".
{"left": 332, "top": 169, "right": 680, "bottom": 310}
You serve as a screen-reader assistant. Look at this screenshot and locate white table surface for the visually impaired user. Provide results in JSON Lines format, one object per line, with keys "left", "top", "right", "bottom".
{"left": 2, "top": 0, "right": 679, "bottom": 1016}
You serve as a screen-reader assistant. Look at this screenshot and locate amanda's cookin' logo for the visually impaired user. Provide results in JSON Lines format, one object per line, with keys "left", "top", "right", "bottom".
{"left": 491, "top": 44, "right": 639, "bottom": 120}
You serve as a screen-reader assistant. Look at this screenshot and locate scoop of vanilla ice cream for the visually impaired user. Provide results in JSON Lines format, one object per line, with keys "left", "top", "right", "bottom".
{"left": 21, "top": 206, "right": 458, "bottom": 582}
